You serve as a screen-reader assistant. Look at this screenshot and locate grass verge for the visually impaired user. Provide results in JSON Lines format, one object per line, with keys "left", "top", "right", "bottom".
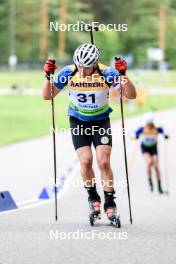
{"left": 0, "top": 94, "right": 175, "bottom": 146}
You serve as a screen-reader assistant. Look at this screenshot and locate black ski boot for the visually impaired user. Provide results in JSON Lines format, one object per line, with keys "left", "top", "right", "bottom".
{"left": 148, "top": 177, "right": 153, "bottom": 192}
{"left": 88, "top": 197, "right": 101, "bottom": 226}
{"left": 158, "top": 180, "right": 164, "bottom": 194}
{"left": 104, "top": 190, "right": 121, "bottom": 228}
{"left": 85, "top": 185, "right": 101, "bottom": 226}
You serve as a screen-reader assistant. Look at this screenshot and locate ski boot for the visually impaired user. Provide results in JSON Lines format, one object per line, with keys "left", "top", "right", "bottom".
{"left": 85, "top": 185, "right": 101, "bottom": 226}
{"left": 148, "top": 177, "right": 154, "bottom": 192}
{"left": 158, "top": 180, "right": 164, "bottom": 194}
{"left": 104, "top": 191, "right": 121, "bottom": 228}
{"left": 88, "top": 197, "right": 101, "bottom": 226}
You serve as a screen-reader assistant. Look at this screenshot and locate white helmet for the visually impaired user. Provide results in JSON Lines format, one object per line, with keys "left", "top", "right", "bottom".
{"left": 73, "top": 43, "right": 100, "bottom": 68}
{"left": 143, "top": 112, "right": 154, "bottom": 125}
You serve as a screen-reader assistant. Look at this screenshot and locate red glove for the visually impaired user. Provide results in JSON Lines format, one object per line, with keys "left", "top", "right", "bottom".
{"left": 115, "top": 57, "right": 127, "bottom": 75}
{"left": 43, "top": 59, "right": 57, "bottom": 77}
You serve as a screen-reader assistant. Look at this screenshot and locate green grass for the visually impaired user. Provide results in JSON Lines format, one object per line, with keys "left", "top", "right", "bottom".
{"left": 128, "top": 70, "right": 176, "bottom": 89}
{"left": 0, "top": 94, "right": 176, "bottom": 146}
{"left": 0, "top": 70, "right": 43, "bottom": 89}
{"left": 0, "top": 94, "right": 69, "bottom": 146}
{"left": 0, "top": 69, "right": 176, "bottom": 89}
{"left": 111, "top": 95, "right": 176, "bottom": 119}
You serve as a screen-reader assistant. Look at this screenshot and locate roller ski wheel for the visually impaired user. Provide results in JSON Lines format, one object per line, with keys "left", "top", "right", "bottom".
{"left": 89, "top": 212, "right": 101, "bottom": 226}
{"left": 110, "top": 215, "right": 121, "bottom": 228}
{"left": 89, "top": 201, "right": 101, "bottom": 226}
{"left": 106, "top": 208, "right": 121, "bottom": 228}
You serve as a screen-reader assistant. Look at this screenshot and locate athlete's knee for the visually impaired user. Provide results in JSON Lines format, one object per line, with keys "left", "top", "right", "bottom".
{"left": 97, "top": 156, "right": 110, "bottom": 171}
{"left": 147, "top": 159, "right": 153, "bottom": 167}
{"left": 80, "top": 157, "right": 93, "bottom": 170}
{"left": 152, "top": 158, "right": 159, "bottom": 170}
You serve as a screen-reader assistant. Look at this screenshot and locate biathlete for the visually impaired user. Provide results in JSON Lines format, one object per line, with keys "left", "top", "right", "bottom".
{"left": 43, "top": 43, "right": 136, "bottom": 226}
{"left": 134, "top": 112, "right": 169, "bottom": 194}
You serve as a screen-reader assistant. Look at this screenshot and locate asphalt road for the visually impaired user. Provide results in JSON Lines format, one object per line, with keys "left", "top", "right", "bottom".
{"left": 0, "top": 109, "right": 176, "bottom": 264}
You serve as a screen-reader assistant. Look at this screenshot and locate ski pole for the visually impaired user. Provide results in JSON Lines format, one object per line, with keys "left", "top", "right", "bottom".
{"left": 50, "top": 63, "right": 58, "bottom": 221}
{"left": 115, "top": 57, "right": 133, "bottom": 224}
{"left": 84, "top": 23, "right": 99, "bottom": 44}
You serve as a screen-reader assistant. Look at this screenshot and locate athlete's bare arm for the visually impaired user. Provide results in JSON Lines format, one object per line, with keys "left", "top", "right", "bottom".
{"left": 114, "top": 58, "right": 136, "bottom": 99}
{"left": 122, "top": 76, "right": 137, "bottom": 99}
{"left": 43, "top": 79, "right": 61, "bottom": 100}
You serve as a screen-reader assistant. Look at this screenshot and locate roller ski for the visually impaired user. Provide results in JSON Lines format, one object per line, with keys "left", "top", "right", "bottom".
{"left": 89, "top": 199, "right": 101, "bottom": 226}
{"left": 85, "top": 185, "right": 101, "bottom": 226}
{"left": 104, "top": 191, "right": 121, "bottom": 228}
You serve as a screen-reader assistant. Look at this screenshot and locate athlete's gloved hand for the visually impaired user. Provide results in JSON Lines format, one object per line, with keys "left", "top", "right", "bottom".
{"left": 43, "top": 59, "right": 57, "bottom": 79}
{"left": 115, "top": 57, "right": 127, "bottom": 75}
{"left": 164, "top": 134, "right": 169, "bottom": 139}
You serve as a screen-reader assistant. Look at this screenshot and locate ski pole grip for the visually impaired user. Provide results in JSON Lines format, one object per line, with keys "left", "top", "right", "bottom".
{"left": 115, "top": 57, "right": 126, "bottom": 75}
{"left": 115, "top": 57, "right": 121, "bottom": 61}
{"left": 49, "top": 59, "right": 56, "bottom": 75}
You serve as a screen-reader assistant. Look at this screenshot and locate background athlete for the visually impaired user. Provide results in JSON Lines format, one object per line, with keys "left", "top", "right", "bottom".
{"left": 134, "top": 112, "right": 169, "bottom": 194}
{"left": 43, "top": 43, "right": 136, "bottom": 224}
